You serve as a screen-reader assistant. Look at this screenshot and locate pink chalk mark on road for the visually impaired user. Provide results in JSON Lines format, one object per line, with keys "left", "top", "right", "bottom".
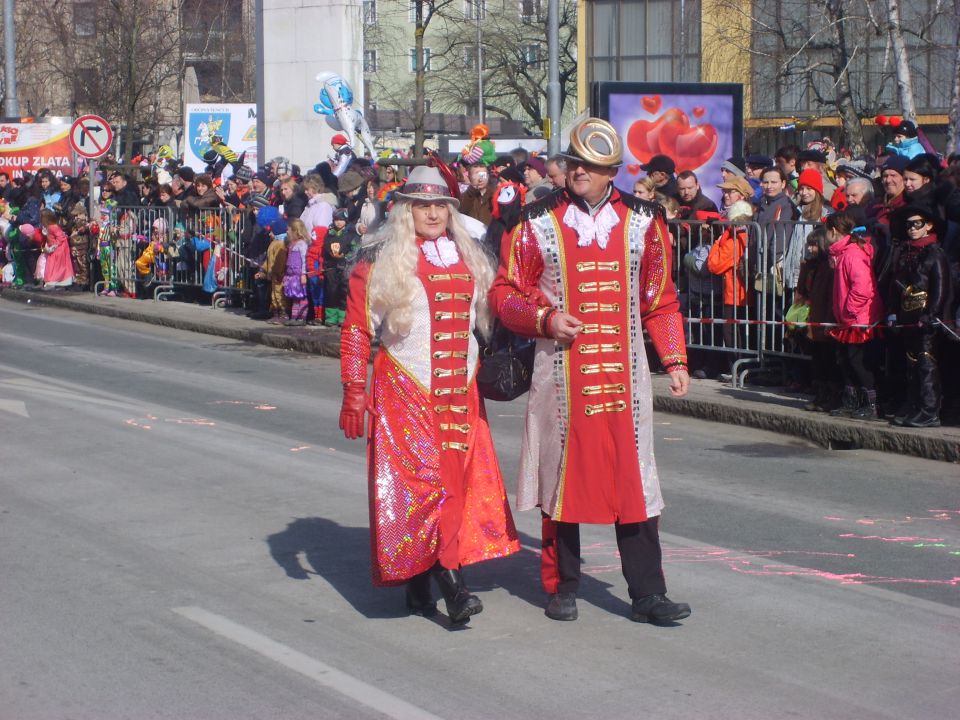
{"left": 838, "top": 533, "right": 946, "bottom": 543}
{"left": 207, "top": 400, "right": 277, "bottom": 411}
{"left": 124, "top": 419, "right": 152, "bottom": 431}
{"left": 824, "top": 510, "right": 960, "bottom": 526}
{"left": 579, "top": 542, "right": 960, "bottom": 587}
{"left": 290, "top": 446, "right": 311, "bottom": 452}
{"left": 165, "top": 418, "right": 216, "bottom": 426}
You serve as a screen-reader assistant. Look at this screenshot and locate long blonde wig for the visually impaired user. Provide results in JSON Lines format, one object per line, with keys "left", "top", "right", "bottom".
{"left": 367, "top": 200, "right": 495, "bottom": 339}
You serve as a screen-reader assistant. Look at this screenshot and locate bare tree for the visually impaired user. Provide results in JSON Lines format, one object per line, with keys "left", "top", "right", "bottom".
{"left": 429, "top": 0, "right": 577, "bottom": 132}
{"left": 948, "top": 0, "right": 960, "bottom": 153}
{"left": 884, "top": 0, "right": 917, "bottom": 121}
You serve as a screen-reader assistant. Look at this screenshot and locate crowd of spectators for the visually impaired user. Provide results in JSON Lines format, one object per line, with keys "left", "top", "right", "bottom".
{"left": 626, "top": 118, "right": 959, "bottom": 428}
{"left": 0, "top": 117, "right": 957, "bottom": 427}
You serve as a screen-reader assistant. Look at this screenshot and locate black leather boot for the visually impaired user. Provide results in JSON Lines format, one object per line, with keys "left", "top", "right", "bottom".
{"left": 405, "top": 570, "right": 437, "bottom": 617}
{"left": 433, "top": 567, "right": 483, "bottom": 624}
{"left": 829, "top": 386, "right": 857, "bottom": 417}
{"left": 851, "top": 387, "right": 878, "bottom": 421}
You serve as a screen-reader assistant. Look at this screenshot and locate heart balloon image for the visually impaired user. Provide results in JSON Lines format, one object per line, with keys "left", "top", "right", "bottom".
{"left": 692, "top": 106, "right": 706, "bottom": 118}
{"left": 626, "top": 164, "right": 641, "bottom": 175}
{"left": 641, "top": 95, "right": 662, "bottom": 114}
{"left": 667, "top": 124, "right": 718, "bottom": 172}
{"left": 626, "top": 108, "right": 686, "bottom": 164}
{"left": 626, "top": 106, "right": 719, "bottom": 172}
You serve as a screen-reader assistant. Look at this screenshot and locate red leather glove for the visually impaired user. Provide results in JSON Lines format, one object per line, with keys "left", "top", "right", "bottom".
{"left": 339, "top": 382, "right": 372, "bottom": 439}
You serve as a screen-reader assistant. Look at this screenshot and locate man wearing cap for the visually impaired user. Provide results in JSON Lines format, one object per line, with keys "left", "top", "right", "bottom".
{"left": 745, "top": 154, "right": 772, "bottom": 203}
{"left": 720, "top": 157, "right": 747, "bottom": 184}
{"left": 874, "top": 156, "right": 908, "bottom": 229}
{"left": 796, "top": 149, "right": 836, "bottom": 201}
{"left": 338, "top": 164, "right": 519, "bottom": 623}
{"left": 522, "top": 156, "right": 554, "bottom": 200}
{"left": 490, "top": 117, "right": 692, "bottom": 626}
{"left": 641, "top": 153, "right": 678, "bottom": 198}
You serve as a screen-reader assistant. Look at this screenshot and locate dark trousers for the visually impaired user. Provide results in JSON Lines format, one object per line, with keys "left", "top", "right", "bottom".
{"left": 543, "top": 516, "right": 667, "bottom": 599}
{"left": 836, "top": 340, "right": 876, "bottom": 391}
{"left": 904, "top": 329, "right": 941, "bottom": 414}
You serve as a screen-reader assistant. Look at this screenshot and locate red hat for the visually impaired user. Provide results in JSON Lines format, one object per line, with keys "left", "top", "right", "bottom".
{"left": 331, "top": 133, "right": 349, "bottom": 147}
{"left": 797, "top": 168, "right": 824, "bottom": 195}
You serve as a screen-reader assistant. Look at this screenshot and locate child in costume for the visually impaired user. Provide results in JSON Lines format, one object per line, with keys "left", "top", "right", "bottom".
{"left": 305, "top": 223, "right": 326, "bottom": 324}
{"left": 68, "top": 210, "right": 94, "bottom": 290}
{"left": 261, "top": 218, "right": 289, "bottom": 324}
{"left": 282, "top": 218, "right": 310, "bottom": 325}
{"left": 38, "top": 209, "right": 74, "bottom": 288}
{"left": 321, "top": 208, "right": 357, "bottom": 326}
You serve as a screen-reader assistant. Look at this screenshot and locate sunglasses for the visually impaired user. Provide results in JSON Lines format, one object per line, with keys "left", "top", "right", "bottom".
{"left": 906, "top": 218, "right": 929, "bottom": 230}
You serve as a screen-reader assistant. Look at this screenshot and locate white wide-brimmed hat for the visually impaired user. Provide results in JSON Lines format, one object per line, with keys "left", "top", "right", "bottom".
{"left": 392, "top": 165, "right": 459, "bottom": 208}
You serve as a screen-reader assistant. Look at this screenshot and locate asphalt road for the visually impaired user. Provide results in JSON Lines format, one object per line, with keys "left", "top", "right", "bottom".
{"left": 1, "top": 301, "right": 958, "bottom": 720}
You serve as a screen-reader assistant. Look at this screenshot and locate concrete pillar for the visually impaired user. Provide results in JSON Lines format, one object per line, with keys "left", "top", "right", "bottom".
{"left": 260, "top": 0, "right": 363, "bottom": 170}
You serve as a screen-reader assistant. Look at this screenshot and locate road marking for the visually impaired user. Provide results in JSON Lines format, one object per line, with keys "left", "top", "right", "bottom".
{"left": 172, "top": 606, "right": 445, "bottom": 720}
{"left": 0, "top": 399, "right": 29, "bottom": 418}
{"left": 659, "top": 531, "right": 960, "bottom": 619}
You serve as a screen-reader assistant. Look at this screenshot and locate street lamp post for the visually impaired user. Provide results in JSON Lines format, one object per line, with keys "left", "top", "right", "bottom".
{"left": 476, "top": 0, "right": 484, "bottom": 124}
{"left": 4, "top": 0, "right": 19, "bottom": 117}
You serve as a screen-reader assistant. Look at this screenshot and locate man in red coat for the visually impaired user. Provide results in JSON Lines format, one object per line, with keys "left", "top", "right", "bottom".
{"left": 490, "top": 118, "right": 692, "bottom": 624}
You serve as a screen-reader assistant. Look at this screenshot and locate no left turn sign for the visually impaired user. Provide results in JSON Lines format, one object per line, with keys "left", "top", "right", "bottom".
{"left": 70, "top": 114, "right": 113, "bottom": 159}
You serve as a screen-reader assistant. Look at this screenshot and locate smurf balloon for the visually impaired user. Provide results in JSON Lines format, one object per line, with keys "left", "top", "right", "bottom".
{"left": 313, "top": 71, "right": 376, "bottom": 161}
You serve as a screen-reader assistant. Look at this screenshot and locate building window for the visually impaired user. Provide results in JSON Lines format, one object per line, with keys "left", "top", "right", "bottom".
{"left": 409, "top": 99, "right": 432, "bottom": 113}
{"left": 587, "top": 0, "right": 702, "bottom": 87}
{"left": 363, "top": 0, "right": 377, "bottom": 24}
{"left": 465, "top": 98, "right": 480, "bottom": 116}
{"left": 73, "top": 67, "right": 97, "bottom": 104}
{"left": 364, "top": 49, "right": 378, "bottom": 73}
{"left": 409, "top": 47, "right": 432, "bottom": 72}
{"left": 523, "top": 43, "right": 541, "bottom": 69}
{"left": 74, "top": 1, "right": 96, "bottom": 37}
{"left": 464, "top": 45, "right": 478, "bottom": 71}
{"left": 464, "top": 0, "right": 486, "bottom": 20}
{"left": 520, "top": 0, "right": 541, "bottom": 22}
{"left": 408, "top": 0, "right": 432, "bottom": 23}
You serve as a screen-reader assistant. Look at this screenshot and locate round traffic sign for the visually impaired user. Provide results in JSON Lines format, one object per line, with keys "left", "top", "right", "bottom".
{"left": 70, "top": 114, "right": 114, "bottom": 159}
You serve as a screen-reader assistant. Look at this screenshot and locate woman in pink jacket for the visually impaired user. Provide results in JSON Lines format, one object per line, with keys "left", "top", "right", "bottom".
{"left": 825, "top": 212, "right": 884, "bottom": 420}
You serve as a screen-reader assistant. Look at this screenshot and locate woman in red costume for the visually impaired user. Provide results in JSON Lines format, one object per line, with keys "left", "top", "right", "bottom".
{"left": 338, "top": 165, "right": 519, "bottom": 623}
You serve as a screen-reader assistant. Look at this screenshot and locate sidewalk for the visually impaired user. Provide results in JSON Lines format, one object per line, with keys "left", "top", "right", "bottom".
{"left": 3, "top": 286, "right": 958, "bottom": 464}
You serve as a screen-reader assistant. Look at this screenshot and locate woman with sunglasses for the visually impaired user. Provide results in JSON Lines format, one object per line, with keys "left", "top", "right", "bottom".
{"left": 887, "top": 205, "right": 951, "bottom": 428}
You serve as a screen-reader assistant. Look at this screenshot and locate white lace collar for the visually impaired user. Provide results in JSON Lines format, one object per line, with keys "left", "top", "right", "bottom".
{"left": 420, "top": 236, "right": 459, "bottom": 267}
{"left": 563, "top": 202, "right": 620, "bottom": 250}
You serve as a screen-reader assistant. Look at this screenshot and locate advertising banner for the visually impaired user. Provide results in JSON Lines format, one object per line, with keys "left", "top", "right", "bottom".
{"left": 594, "top": 82, "right": 744, "bottom": 208}
{"left": 184, "top": 104, "right": 258, "bottom": 173}
{"left": 0, "top": 119, "right": 74, "bottom": 178}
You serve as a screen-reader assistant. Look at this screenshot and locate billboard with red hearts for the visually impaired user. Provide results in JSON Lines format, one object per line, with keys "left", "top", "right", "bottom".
{"left": 595, "top": 82, "right": 743, "bottom": 209}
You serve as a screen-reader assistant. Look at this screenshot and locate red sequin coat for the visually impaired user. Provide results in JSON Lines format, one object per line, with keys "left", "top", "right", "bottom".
{"left": 341, "top": 242, "right": 519, "bottom": 586}
{"left": 490, "top": 188, "right": 686, "bottom": 524}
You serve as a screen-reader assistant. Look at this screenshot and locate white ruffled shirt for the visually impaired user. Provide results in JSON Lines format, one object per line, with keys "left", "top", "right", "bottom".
{"left": 420, "top": 236, "right": 460, "bottom": 267}
{"left": 562, "top": 202, "right": 620, "bottom": 250}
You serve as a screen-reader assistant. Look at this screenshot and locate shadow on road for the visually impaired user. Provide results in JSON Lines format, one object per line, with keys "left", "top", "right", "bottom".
{"left": 266, "top": 517, "right": 631, "bottom": 622}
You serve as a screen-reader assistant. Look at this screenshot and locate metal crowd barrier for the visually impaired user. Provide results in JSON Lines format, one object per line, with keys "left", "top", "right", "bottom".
{"left": 666, "top": 218, "right": 823, "bottom": 386}
{"left": 93, "top": 205, "right": 252, "bottom": 308}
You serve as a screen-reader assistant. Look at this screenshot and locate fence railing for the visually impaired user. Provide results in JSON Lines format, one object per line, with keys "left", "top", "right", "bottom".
{"left": 88, "top": 210, "right": 830, "bottom": 386}
{"left": 93, "top": 204, "right": 254, "bottom": 308}
{"left": 666, "top": 218, "right": 824, "bottom": 386}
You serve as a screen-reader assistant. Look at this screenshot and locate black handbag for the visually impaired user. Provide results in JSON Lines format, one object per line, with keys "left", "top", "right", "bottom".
{"left": 477, "top": 331, "right": 535, "bottom": 402}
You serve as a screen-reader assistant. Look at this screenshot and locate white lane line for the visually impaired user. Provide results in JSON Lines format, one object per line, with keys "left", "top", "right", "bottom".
{"left": 172, "top": 606, "right": 444, "bottom": 720}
